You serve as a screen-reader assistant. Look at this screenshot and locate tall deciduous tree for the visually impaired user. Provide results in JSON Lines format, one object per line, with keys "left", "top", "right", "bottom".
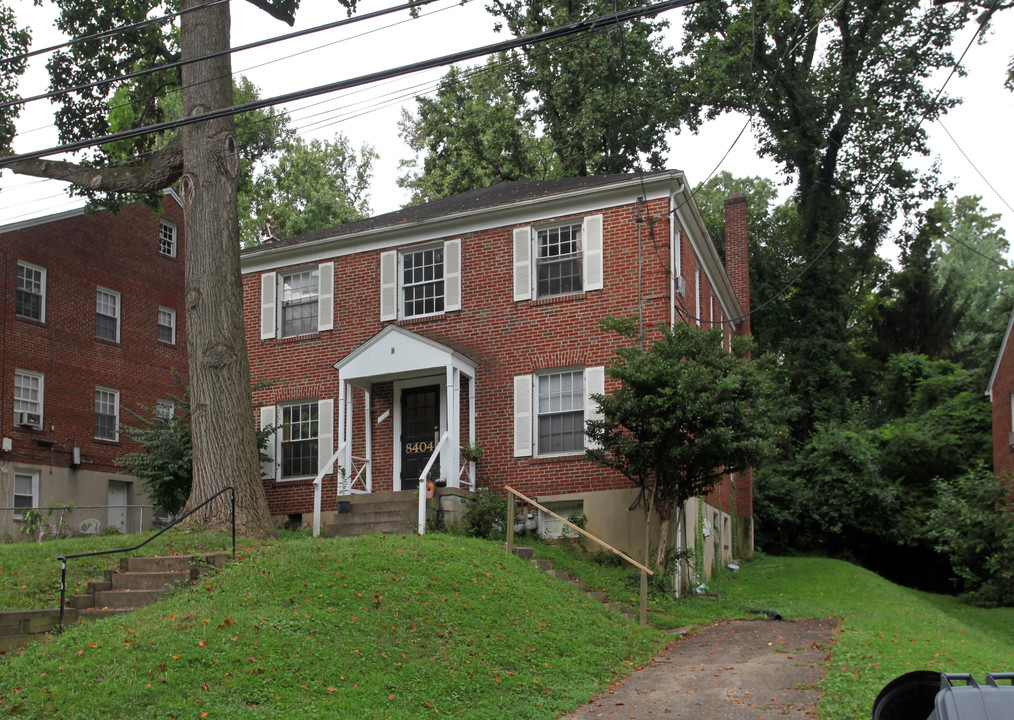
{"left": 672, "top": 0, "right": 978, "bottom": 435}
{"left": 585, "top": 319, "right": 778, "bottom": 571}
{"left": 2, "top": 0, "right": 354, "bottom": 537}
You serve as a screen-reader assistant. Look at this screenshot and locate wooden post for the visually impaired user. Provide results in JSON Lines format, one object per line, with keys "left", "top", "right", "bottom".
{"left": 506, "top": 492, "right": 516, "bottom": 556}
{"left": 640, "top": 569, "right": 648, "bottom": 626}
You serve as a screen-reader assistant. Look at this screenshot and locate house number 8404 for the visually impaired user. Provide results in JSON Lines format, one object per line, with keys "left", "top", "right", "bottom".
{"left": 405, "top": 441, "right": 434, "bottom": 454}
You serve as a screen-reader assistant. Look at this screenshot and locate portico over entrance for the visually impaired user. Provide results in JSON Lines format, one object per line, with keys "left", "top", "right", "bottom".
{"left": 331, "top": 325, "right": 478, "bottom": 497}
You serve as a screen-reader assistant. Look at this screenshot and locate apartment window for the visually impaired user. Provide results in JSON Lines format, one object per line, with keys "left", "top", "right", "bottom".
{"left": 155, "top": 400, "right": 175, "bottom": 426}
{"left": 536, "top": 370, "right": 585, "bottom": 455}
{"left": 13, "top": 471, "right": 38, "bottom": 519}
{"left": 96, "top": 288, "right": 120, "bottom": 342}
{"left": 513, "top": 215, "right": 602, "bottom": 302}
{"left": 402, "top": 246, "right": 445, "bottom": 318}
{"left": 95, "top": 388, "right": 120, "bottom": 441}
{"left": 159, "top": 220, "right": 177, "bottom": 257}
{"left": 280, "top": 269, "right": 319, "bottom": 338}
{"left": 14, "top": 370, "right": 43, "bottom": 428}
{"left": 158, "top": 307, "right": 176, "bottom": 344}
{"left": 536, "top": 223, "right": 583, "bottom": 298}
{"left": 16, "top": 262, "right": 46, "bottom": 322}
{"left": 281, "top": 402, "right": 318, "bottom": 478}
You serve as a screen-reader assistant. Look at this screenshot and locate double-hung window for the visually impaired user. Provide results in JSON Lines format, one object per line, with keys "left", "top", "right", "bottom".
{"left": 13, "top": 471, "right": 38, "bottom": 519}
{"left": 513, "top": 366, "right": 605, "bottom": 457}
{"left": 379, "top": 240, "right": 461, "bottom": 321}
{"left": 159, "top": 220, "right": 177, "bottom": 257}
{"left": 259, "top": 263, "right": 334, "bottom": 340}
{"left": 95, "top": 387, "right": 120, "bottom": 441}
{"left": 14, "top": 370, "right": 43, "bottom": 428}
{"left": 16, "top": 262, "right": 45, "bottom": 322}
{"left": 513, "top": 215, "right": 603, "bottom": 301}
{"left": 158, "top": 307, "right": 176, "bottom": 344}
{"left": 96, "top": 287, "right": 120, "bottom": 342}
{"left": 259, "top": 400, "right": 334, "bottom": 482}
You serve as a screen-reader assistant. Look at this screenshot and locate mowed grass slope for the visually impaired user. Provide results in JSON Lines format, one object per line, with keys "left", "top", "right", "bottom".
{"left": 1, "top": 534, "right": 666, "bottom": 720}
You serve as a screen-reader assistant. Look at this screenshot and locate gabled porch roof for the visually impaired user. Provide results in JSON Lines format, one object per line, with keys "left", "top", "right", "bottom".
{"left": 334, "top": 324, "right": 477, "bottom": 387}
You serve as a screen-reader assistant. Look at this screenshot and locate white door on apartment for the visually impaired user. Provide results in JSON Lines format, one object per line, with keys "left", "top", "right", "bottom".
{"left": 108, "top": 481, "right": 129, "bottom": 533}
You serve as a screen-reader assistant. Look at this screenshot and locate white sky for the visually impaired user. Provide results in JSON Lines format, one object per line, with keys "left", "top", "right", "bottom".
{"left": 1, "top": 0, "right": 1011, "bottom": 250}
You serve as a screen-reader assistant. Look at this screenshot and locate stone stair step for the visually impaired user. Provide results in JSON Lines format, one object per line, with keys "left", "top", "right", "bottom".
{"left": 120, "top": 553, "right": 227, "bottom": 573}
{"left": 93, "top": 588, "right": 167, "bottom": 609}
{"left": 109, "top": 570, "right": 191, "bottom": 591}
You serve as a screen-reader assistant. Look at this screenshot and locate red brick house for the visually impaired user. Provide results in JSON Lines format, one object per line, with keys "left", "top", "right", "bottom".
{"left": 241, "top": 171, "right": 754, "bottom": 570}
{"left": 1, "top": 194, "right": 187, "bottom": 537}
{"left": 987, "top": 307, "right": 1014, "bottom": 479}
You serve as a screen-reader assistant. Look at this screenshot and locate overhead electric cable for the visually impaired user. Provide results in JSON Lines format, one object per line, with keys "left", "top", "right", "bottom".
{"left": 936, "top": 118, "right": 1014, "bottom": 215}
{"left": 0, "top": 0, "right": 705, "bottom": 168}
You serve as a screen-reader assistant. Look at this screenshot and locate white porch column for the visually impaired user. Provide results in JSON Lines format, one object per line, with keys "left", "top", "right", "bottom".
{"left": 364, "top": 388, "right": 372, "bottom": 492}
{"left": 344, "top": 383, "right": 354, "bottom": 491}
{"left": 468, "top": 373, "right": 476, "bottom": 488}
{"left": 445, "top": 365, "right": 459, "bottom": 487}
{"left": 337, "top": 381, "right": 348, "bottom": 495}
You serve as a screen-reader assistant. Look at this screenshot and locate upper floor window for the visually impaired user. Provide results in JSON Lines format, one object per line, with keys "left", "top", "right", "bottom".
{"left": 259, "top": 263, "right": 334, "bottom": 340}
{"left": 95, "top": 387, "right": 120, "bottom": 441}
{"left": 380, "top": 239, "right": 460, "bottom": 321}
{"left": 513, "top": 215, "right": 603, "bottom": 301}
{"left": 159, "top": 220, "right": 177, "bottom": 257}
{"left": 16, "top": 262, "right": 46, "bottom": 322}
{"left": 13, "top": 471, "right": 38, "bottom": 519}
{"left": 158, "top": 306, "right": 176, "bottom": 344}
{"left": 512, "top": 366, "right": 604, "bottom": 458}
{"left": 96, "top": 287, "right": 120, "bottom": 342}
{"left": 14, "top": 370, "right": 44, "bottom": 429}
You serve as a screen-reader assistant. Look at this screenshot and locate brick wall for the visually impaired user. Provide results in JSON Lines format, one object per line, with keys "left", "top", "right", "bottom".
{"left": 1, "top": 197, "right": 188, "bottom": 474}
{"left": 993, "top": 326, "right": 1014, "bottom": 479}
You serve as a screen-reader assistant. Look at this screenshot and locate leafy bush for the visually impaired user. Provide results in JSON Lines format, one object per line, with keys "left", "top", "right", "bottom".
{"left": 461, "top": 489, "right": 507, "bottom": 540}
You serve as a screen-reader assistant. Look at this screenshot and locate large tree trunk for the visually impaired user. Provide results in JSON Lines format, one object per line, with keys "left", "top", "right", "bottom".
{"left": 178, "top": 0, "right": 274, "bottom": 537}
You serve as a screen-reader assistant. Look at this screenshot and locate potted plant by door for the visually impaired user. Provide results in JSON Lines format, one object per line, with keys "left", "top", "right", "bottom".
{"left": 463, "top": 440, "right": 484, "bottom": 462}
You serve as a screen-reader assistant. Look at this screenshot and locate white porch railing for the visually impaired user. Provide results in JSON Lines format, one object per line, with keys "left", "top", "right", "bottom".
{"left": 417, "top": 431, "right": 450, "bottom": 535}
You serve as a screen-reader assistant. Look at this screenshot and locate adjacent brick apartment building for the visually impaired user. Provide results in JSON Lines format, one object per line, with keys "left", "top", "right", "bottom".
{"left": 241, "top": 170, "right": 755, "bottom": 572}
{"left": 1, "top": 194, "right": 187, "bottom": 538}
{"left": 987, "top": 307, "right": 1014, "bottom": 480}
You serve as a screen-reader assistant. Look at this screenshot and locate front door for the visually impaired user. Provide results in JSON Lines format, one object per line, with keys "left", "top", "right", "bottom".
{"left": 401, "top": 385, "right": 440, "bottom": 491}
{"left": 108, "top": 480, "right": 129, "bottom": 533}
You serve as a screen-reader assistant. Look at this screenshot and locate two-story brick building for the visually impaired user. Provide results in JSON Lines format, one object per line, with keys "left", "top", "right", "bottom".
{"left": 1, "top": 194, "right": 187, "bottom": 538}
{"left": 241, "top": 170, "right": 753, "bottom": 571}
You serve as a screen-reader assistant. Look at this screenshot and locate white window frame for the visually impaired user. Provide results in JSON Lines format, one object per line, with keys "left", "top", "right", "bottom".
{"left": 380, "top": 240, "right": 461, "bottom": 321}
{"left": 401, "top": 244, "right": 446, "bottom": 319}
{"left": 14, "top": 369, "right": 44, "bottom": 428}
{"left": 94, "top": 387, "right": 120, "bottom": 441}
{"left": 96, "top": 287, "right": 121, "bottom": 343}
{"left": 13, "top": 470, "right": 39, "bottom": 520}
{"left": 159, "top": 220, "right": 177, "bottom": 258}
{"left": 260, "top": 399, "right": 334, "bottom": 482}
{"left": 158, "top": 306, "right": 176, "bottom": 344}
{"left": 513, "top": 366, "right": 604, "bottom": 457}
{"left": 259, "top": 263, "right": 334, "bottom": 340}
{"left": 16, "top": 261, "right": 46, "bottom": 322}
{"left": 513, "top": 215, "right": 603, "bottom": 301}
{"left": 155, "top": 400, "right": 175, "bottom": 424}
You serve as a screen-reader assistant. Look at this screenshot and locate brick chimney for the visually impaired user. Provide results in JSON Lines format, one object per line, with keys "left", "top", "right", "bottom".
{"left": 724, "top": 192, "right": 750, "bottom": 337}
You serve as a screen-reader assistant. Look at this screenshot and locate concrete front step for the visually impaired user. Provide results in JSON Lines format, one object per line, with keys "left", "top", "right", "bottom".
{"left": 107, "top": 570, "right": 190, "bottom": 591}
{"left": 325, "top": 495, "right": 418, "bottom": 537}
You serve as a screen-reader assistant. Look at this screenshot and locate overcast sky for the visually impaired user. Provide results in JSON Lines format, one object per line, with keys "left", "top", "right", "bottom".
{"left": 1, "top": 0, "right": 1011, "bottom": 249}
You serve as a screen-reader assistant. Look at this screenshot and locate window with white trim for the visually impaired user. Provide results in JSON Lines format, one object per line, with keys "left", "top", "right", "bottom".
{"left": 16, "top": 262, "right": 46, "bottom": 322}
{"left": 513, "top": 366, "right": 604, "bottom": 457}
{"left": 259, "top": 263, "right": 334, "bottom": 340}
{"left": 95, "top": 387, "right": 120, "bottom": 441}
{"left": 159, "top": 220, "right": 177, "bottom": 257}
{"left": 155, "top": 400, "right": 175, "bottom": 425}
{"left": 13, "top": 471, "right": 38, "bottom": 519}
{"left": 14, "top": 370, "right": 43, "bottom": 428}
{"left": 513, "top": 215, "right": 603, "bottom": 301}
{"left": 380, "top": 240, "right": 461, "bottom": 321}
{"left": 158, "top": 306, "right": 176, "bottom": 344}
{"left": 259, "top": 399, "right": 334, "bottom": 481}
{"left": 96, "top": 287, "right": 120, "bottom": 342}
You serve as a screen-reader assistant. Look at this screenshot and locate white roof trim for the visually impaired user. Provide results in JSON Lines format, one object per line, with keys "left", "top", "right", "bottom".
{"left": 986, "top": 304, "right": 1014, "bottom": 399}
{"left": 335, "top": 325, "right": 477, "bottom": 385}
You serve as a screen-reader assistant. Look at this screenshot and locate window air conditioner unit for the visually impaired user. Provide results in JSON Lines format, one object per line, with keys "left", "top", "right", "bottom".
{"left": 16, "top": 411, "right": 41, "bottom": 429}
{"left": 676, "top": 275, "right": 687, "bottom": 297}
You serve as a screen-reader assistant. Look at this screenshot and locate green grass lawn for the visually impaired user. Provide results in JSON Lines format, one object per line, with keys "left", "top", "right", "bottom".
{"left": 2, "top": 532, "right": 1012, "bottom": 719}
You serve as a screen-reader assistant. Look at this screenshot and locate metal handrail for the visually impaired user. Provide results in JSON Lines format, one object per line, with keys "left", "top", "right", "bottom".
{"left": 504, "top": 485, "right": 653, "bottom": 626}
{"left": 56, "top": 485, "right": 236, "bottom": 633}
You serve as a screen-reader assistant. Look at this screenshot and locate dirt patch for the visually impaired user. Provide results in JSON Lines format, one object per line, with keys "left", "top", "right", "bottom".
{"left": 561, "top": 618, "right": 838, "bottom": 719}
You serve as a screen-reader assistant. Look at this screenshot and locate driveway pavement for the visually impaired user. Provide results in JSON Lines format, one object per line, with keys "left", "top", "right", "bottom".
{"left": 561, "top": 618, "right": 838, "bottom": 719}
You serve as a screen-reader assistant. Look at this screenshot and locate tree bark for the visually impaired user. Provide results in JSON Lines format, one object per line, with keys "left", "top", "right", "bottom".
{"left": 177, "top": 0, "right": 274, "bottom": 537}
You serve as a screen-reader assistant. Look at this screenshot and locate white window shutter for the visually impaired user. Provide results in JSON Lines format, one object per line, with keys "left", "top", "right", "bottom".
{"left": 583, "top": 214, "right": 603, "bottom": 291}
{"left": 318, "top": 262, "right": 334, "bottom": 332}
{"left": 259, "top": 405, "right": 277, "bottom": 480}
{"left": 584, "top": 366, "right": 605, "bottom": 449}
{"left": 513, "top": 374, "right": 533, "bottom": 457}
{"left": 513, "top": 227, "right": 532, "bottom": 301}
{"left": 260, "top": 272, "right": 276, "bottom": 339}
{"left": 317, "top": 399, "right": 334, "bottom": 474}
{"left": 444, "top": 239, "right": 461, "bottom": 311}
{"left": 380, "top": 250, "right": 397, "bottom": 321}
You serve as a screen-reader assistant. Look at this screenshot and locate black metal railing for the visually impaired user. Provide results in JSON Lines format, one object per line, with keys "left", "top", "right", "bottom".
{"left": 56, "top": 486, "right": 236, "bottom": 632}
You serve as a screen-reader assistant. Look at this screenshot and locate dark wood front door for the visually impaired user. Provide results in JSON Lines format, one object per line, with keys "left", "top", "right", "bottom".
{"left": 401, "top": 385, "right": 440, "bottom": 491}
